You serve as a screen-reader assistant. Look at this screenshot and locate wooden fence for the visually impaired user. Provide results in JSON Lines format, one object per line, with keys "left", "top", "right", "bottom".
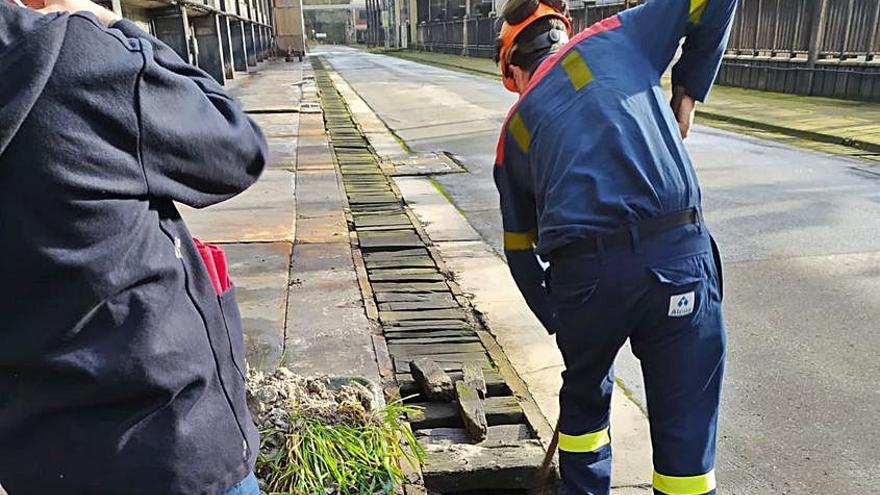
{"left": 721, "top": 0, "right": 880, "bottom": 100}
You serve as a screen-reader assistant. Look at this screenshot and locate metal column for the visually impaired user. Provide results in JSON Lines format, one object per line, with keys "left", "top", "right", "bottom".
{"left": 219, "top": 16, "right": 236, "bottom": 79}
{"left": 231, "top": 20, "right": 249, "bottom": 72}
{"left": 805, "top": 0, "right": 830, "bottom": 95}
{"left": 246, "top": 22, "right": 258, "bottom": 66}
{"left": 152, "top": 6, "right": 191, "bottom": 63}
{"left": 192, "top": 13, "right": 227, "bottom": 84}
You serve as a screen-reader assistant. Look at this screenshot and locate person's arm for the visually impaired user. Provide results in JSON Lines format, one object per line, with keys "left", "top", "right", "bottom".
{"left": 671, "top": 0, "right": 738, "bottom": 103}
{"left": 115, "top": 20, "right": 267, "bottom": 207}
{"left": 493, "top": 158, "right": 556, "bottom": 334}
{"left": 623, "top": 0, "right": 737, "bottom": 101}
{"left": 29, "top": 0, "right": 265, "bottom": 208}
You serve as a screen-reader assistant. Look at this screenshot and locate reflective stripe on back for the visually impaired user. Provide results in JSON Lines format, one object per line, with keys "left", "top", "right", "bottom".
{"left": 557, "top": 427, "right": 611, "bottom": 453}
{"left": 653, "top": 469, "right": 716, "bottom": 495}
{"left": 494, "top": 15, "right": 623, "bottom": 167}
{"left": 561, "top": 50, "right": 594, "bottom": 90}
{"left": 508, "top": 112, "right": 531, "bottom": 153}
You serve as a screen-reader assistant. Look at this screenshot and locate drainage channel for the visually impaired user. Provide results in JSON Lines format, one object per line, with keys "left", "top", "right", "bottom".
{"left": 310, "top": 57, "right": 551, "bottom": 494}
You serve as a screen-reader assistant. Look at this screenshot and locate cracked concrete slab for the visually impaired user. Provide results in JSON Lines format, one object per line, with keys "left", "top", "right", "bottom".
{"left": 223, "top": 242, "right": 291, "bottom": 372}
{"left": 266, "top": 138, "right": 298, "bottom": 170}
{"left": 249, "top": 113, "right": 299, "bottom": 138}
{"left": 394, "top": 177, "right": 484, "bottom": 242}
{"left": 228, "top": 64, "right": 306, "bottom": 113}
{"left": 179, "top": 170, "right": 295, "bottom": 243}
{"left": 283, "top": 98, "right": 380, "bottom": 382}
{"left": 284, "top": 241, "right": 379, "bottom": 382}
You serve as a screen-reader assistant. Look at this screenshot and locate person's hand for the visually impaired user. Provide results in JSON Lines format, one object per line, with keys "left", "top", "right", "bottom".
{"left": 36, "top": 0, "right": 121, "bottom": 26}
{"left": 670, "top": 85, "right": 696, "bottom": 140}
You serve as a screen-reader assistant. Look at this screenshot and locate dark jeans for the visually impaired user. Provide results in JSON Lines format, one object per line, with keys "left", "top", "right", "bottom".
{"left": 222, "top": 472, "right": 260, "bottom": 495}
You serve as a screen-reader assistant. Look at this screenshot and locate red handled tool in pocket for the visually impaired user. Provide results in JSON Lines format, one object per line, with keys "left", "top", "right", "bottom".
{"left": 192, "top": 237, "right": 232, "bottom": 295}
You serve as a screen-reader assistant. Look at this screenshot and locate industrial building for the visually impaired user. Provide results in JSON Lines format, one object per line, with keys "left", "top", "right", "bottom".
{"left": 302, "top": 0, "right": 367, "bottom": 45}
{"left": 104, "top": 0, "right": 306, "bottom": 85}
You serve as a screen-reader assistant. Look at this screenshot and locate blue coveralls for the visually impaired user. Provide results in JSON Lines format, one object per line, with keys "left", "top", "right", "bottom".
{"left": 493, "top": 1, "right": 737, "bottom": 494}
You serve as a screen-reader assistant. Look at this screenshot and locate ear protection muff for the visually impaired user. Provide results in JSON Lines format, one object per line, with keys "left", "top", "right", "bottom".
{"left": 497, "top": 0, "right": 573, "bottom": 93}
{"left": 513, "top": 27, "right": 570, "bottom": 65}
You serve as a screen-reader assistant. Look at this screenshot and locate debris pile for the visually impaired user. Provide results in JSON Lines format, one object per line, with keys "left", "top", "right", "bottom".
{"left": 247, "top": 367, "right": 375, "bottom": 428}
{"left": 410, "top": 358, "right": 488, "bottom": 442}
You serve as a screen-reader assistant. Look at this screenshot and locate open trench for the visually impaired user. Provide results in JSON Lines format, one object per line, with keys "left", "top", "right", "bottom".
{"left": 310, "top": 57, "right": 553, "bottom": 494}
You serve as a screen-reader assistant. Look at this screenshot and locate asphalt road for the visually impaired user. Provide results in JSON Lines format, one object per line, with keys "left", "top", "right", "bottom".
{"left": 315, "top": 45, "right": 880, "bottom": 494}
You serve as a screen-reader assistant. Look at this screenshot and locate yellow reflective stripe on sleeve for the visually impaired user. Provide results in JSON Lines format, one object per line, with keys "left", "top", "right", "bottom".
{"left": 557, "top": 427, "right": 610, "bottom": 453}
{"left": 503, "top": 230, "right": 537, "bottom": 251}
{"left": 560, "top": 50, "right": 594, "bottom": 91}
{"left": 689, "top": 0, "right": 709, "bottom": 23}
{"left": 653, "top": 469, "right": 716, "bottom": 495}
{"left": 508, "top": 112, "right": 531, "bottom": 153}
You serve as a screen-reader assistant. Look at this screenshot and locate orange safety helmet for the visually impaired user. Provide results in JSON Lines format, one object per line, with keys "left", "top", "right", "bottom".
{"left": 497, "top": 0, "right": 573, "bottom": 93}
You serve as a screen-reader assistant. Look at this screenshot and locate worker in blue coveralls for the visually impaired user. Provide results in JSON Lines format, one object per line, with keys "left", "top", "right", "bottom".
{"left": 492, "top": 0, "right": 736, "bottom": 494}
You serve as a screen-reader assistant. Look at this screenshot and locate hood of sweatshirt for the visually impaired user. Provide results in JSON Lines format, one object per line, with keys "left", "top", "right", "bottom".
{"left": 0, "top": 4, "right": 68, "bottom": 155}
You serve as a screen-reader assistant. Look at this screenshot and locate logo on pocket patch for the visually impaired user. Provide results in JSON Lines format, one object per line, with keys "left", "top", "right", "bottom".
{"left": 669, "top": 292, "right": 695, "bottom": 317}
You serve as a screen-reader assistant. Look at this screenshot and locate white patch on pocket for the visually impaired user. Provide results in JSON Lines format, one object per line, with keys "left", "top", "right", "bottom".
{"left": 668, "top": 291, "right": 695, "bottom": 317}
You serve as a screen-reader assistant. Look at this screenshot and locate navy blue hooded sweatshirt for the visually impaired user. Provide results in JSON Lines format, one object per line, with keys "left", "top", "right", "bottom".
{"left": 0, "top": 5, "right": 267, "bottom": 494}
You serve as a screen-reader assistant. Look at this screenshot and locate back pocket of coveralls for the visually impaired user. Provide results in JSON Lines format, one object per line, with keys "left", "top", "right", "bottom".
{"left": 219, "top": 287, "right": 247, "bottom": 381}
{"left": 648, "top": 253, "right": 712, "bottom": 328}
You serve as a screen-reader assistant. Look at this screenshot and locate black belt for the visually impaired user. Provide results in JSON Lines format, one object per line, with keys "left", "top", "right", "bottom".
{"left": 548, "top": 209, "right": 701, "bottom": 260}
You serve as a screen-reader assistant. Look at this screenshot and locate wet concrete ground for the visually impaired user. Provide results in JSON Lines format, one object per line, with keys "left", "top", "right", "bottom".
{"left": 316, "top": 45, "right": 880, "bottom": 494}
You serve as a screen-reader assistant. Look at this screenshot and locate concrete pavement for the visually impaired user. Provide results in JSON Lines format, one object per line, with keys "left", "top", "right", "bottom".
{"left": 180, "top": 59, "right": 381, "bottom": 382}
{"left": 318, "top": 45, "right": 880, "bottom": 493}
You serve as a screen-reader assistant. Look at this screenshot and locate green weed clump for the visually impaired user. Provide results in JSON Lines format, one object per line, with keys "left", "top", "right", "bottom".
{"left": 256, "top": 400, "right": 424, "bottom": 494}
{"left": 248, "top": 370, "right": 424, "bottom": 494}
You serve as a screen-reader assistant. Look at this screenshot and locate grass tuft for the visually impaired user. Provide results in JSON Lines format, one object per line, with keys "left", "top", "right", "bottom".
{"left": 255, "top": 398, "right": 425, "bottom": 495}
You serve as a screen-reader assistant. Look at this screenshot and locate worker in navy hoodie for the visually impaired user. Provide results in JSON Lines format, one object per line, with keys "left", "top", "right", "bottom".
{"left": 0, "top": 0, "right": 267, "bottom": 493}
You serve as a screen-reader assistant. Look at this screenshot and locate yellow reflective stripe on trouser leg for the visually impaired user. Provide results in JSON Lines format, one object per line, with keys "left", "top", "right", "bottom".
{"left": 508, "top": 112, "right": 531, "bottom": 153}
{"left": 689, "top": 0, "right": 709, "bottom": 23}
{"left": 653, "top": 469, "right": 716, "bottom": 495}
{"left": 561, "top": 50, "right": 594, "bottom": 91}
{"left": 557, "top": 427, "right": 611, "bottom": 453}
{"left": 504, "top": 230, "right": 537, "bottom": 251}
